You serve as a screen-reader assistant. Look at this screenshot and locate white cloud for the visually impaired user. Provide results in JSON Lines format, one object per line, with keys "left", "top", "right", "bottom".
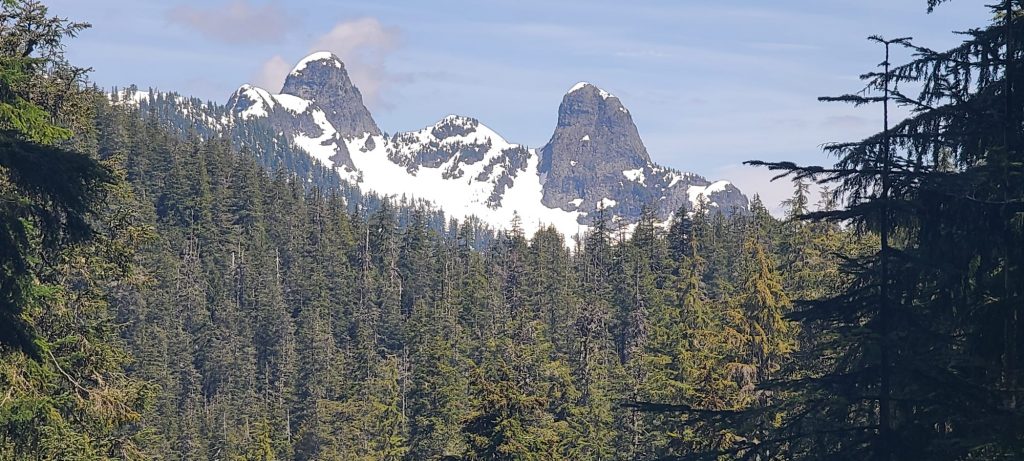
{"left": 166, "top": 0, "right": 293, "bottom": 44}
{"left": 253, "top": 55, "right": 291, "bottom": 92}
{"left": 254, "top": 18, "right": 402, "bottom": 109}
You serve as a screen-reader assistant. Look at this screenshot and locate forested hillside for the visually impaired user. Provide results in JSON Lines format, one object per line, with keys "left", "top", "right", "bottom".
{"left": 1, "top": 0, "right": 1023, "bottom": 460}
{"left": 91, "top": 95, "right": 860, "bottom": 460}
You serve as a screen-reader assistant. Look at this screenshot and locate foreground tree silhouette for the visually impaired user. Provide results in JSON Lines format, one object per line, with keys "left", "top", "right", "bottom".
{"left": 735, "top": 1, "right": 1024, "bottom": 459}
{"left": 623, "top": 2, "right": 1024, "bottom": 459}
{"left": 0, "top": 1, "right": 154, "bottom": 459}
{"left": 0, "top": 0, "right": 108, "bottom": 355}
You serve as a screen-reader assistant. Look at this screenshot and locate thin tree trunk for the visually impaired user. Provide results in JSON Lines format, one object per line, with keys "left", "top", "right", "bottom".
{"left": 877, "top": 38, "right": 894, "bottom": 461}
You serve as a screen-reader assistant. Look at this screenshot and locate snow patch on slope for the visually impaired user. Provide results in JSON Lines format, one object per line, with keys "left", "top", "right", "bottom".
{"left": 337, "top": 117, "right": 585, "bottom": 241}
{"left": 623, "top": 168, "right": 645, "bottom": 184}
{"left": 293, "top": 109, "right": 338, "bottom": 167}
{"left": 231, "top": 84, "right": 317, "bottom": 118}
{"left": 274, "top": 93, "right": 312, "bottom": 113}
{"left": 568, "top": 81, "right": 613, "bottom": 99}
{"left": 114, "top": 87, "right": 152, "bottom": 104}
{"left": 687, "top": 180, "right": 731, "bottom": 207}
{"left": 236, "top": 85, "right": 277, "bottom": 119}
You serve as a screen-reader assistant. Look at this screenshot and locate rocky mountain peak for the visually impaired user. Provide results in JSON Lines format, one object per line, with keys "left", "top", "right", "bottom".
{"left": 226, "top": 84, "right": 276, "bottom": 119}
{"left": 290, "top": 51, "right": 344, "bottom": 74}
{"left": 538, "top": 82, "right": 654, "bottom": 215}
{"left": 533, "top": 82, "right": 748, "bottom": 221}
{"left": 184, "top": 67, "right": 748, "bottom": 237}
{"left": 542, "top": 82, "right": 651, "bottom": 171}
{"left": 430, "top": 115, "right": 480, "bottom": 139}
{"left": 280, "top": 52, "right": 381, "bottom": 137}
{"left": 563, "top": 82, "right": 618, "bottom": 106}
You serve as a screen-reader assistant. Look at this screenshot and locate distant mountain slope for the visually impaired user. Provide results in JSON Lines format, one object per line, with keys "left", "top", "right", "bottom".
{"left": 115, "top": 52, "right": 748, "bottom": 238}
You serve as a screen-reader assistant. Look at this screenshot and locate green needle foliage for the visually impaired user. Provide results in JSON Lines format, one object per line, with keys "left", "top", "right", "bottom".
{"left": 5, "top": 1, "right": 1023, "bottom": 460}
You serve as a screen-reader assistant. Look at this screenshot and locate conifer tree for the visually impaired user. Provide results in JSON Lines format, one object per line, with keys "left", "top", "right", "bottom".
{"left": 743, "top": 3, "right": 1024, "bottom": 457}
{"left": 734, "top": 235, "right": 795, "bottom": 389}
{"left": 0, "top": 3, "right": 156, "bottom": 459}
{"left": 0, "top": 0, "right": 106, "bottom": 355}
{"left": 406, "top": 299, "right": 470, "bottom": 460}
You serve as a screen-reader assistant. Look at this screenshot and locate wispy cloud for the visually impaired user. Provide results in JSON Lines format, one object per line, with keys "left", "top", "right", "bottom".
{"left": 501, "top": 23, "right": 587, "bottom": 41}
{"left": 166, "top": 0, "right": 295, "bottom": 44}
{"left": 312, "top": 18, "right": 402, "bottom": 109}
{"left": 612, "top": 50, "right": 672, "bottom": 59}
{"left": 254, "top": 18, "right": 404, "bottom": 109}
{"left": 747, "top": 41, "right": 822, "bottom": 52}
{"left": 253, "top": 55, "right": 291, "bottom": 92}
{"left": 822, "top": 114, "right": 871, "bottom": 130}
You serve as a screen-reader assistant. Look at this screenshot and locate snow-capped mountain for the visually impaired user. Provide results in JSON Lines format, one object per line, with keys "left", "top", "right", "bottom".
{"left": 130, "top": 52, "right": 748, "bottom": 238}
{"left": 342, "top": 117, "right": 585, "bottom": 236}
{"left": 539, "top": 82, "right": 746, "bottom": 223}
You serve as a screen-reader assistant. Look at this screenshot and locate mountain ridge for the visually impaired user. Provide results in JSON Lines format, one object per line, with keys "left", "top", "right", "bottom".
{"left": 119, "top": 52, "right": 749, "bottom": 238}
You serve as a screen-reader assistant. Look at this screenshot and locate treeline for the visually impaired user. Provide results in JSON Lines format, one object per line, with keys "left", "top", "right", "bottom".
{"left": 96, "top": 94, "right": 856, "bottom": 459}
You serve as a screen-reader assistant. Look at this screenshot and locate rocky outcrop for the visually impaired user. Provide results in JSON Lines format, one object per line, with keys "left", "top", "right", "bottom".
{"left": 280, "top": 52, "right": 380, "bottom": 137}
{"left": 539, "top": 82, "right": 747, "bottom": 223}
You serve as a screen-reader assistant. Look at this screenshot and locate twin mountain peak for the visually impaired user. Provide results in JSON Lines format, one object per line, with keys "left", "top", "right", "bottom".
{"left": 221, "top": 51, "right": 747, "bottom": 237}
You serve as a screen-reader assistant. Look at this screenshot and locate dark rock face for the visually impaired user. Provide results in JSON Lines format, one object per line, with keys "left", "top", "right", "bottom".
{"left": 540, "top": 83, "right": 748, "bottom": 223}
{"left": 478, "top": 146, "right": 531, "bottom": 207}
{"left": 280, "top": 52, "right": 381, "bottom": 137}
{"left": 431, "top": 115, "right": 478, "bottom": 139}
{"left": 539, "top": 83, "right": 649, "bottom": 211}
{"left": 225, "top": 86, "right": 322, "bottom": 138}
{"left": 387, "top": 116, "right": 493, "bottom": 172}
{"left": 224, "top": 53, "right": 384, "bottom": 171}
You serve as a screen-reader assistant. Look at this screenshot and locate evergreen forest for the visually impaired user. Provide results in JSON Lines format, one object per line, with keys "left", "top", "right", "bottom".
{"left": 2, "top": 0, "right": 1024, "bottom": 460}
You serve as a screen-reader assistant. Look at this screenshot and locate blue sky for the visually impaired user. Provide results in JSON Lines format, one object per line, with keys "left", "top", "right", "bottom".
{"left": 47, "top": 0, "right": 993, "bottom": 212}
